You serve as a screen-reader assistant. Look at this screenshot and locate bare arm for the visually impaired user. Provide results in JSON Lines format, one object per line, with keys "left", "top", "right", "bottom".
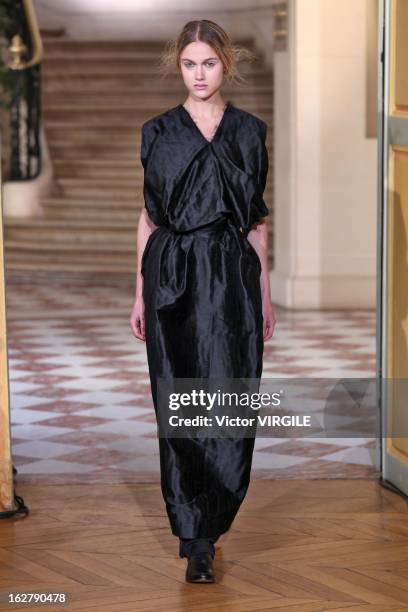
{"left": 134, "top": 208, "right": 158, "bottom": 301}
{"left": 247, "top": 219, "right": 271, "bottom": 302}
{"left": 246, "top": 219, "right": 276, "bottom": 341}
{"left": 130, "top": 208, "right": 158, "bottom": 340}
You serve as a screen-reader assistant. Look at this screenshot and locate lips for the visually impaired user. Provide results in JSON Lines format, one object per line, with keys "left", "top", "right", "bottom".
{"left": 194, "top": 85, "right": 207, "bottom": 88}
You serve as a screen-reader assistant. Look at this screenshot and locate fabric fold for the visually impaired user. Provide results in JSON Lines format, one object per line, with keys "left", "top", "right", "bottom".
{"left": 139, "top": 101, "right": 269, "bottom": 542}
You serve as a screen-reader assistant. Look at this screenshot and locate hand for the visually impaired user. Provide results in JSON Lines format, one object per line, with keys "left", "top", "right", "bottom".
{"left": 262, "top": 297, "right": 276, "bottom": 341}
{"left": 130, "top": 297, "right": 146, "bottom": 341}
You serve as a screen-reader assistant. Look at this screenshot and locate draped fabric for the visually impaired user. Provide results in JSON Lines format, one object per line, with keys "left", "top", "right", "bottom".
{"left": 140, "top": 101, "right": 269, "bottom": 540}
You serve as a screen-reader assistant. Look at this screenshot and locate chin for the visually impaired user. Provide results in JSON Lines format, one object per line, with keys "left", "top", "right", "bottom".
{"left": 191, "top": 89, "right": 214, "bottom": 98}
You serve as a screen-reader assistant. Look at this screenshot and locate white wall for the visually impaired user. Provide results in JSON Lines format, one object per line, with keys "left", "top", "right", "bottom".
{"left": 272, "top": 0, "right": 378, "bottom": 308}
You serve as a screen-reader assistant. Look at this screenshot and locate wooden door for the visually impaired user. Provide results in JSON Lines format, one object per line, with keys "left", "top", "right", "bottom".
{"left": 380, "top": 0, "right": 408, "bottom": 493}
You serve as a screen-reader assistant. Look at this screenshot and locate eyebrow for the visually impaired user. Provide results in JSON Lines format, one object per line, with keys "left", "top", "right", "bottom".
{"left": 181, "top": 58, "right": 218, "bottom": 62}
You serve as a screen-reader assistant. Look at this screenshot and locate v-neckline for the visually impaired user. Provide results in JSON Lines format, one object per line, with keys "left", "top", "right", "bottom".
{"left": 179, "top": 101, "right": 231, "bottom": 144}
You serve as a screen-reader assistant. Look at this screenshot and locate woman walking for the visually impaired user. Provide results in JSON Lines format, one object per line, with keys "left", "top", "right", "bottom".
{"left": 131, "top": 19, "right": 276, "bottom": 583}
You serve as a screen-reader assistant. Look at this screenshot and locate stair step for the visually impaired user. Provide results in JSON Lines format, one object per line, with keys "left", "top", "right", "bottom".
{"left": 49, "top": 127, "right": 270, "bottom": 145}
{"left": 43, "top": 85, "right": 274, "bottom": 97}
{"left": 55, "top": 177, "right": 273, "bottom": 188}
{"left": 51, "top": 168, "right": 142, "bottom": 179}
{"left": 5, "top": 228, "right": 138, "bottom": 244}
{"left": 42, "top": 65, "right": 271, "bottom": 78}
{"left": 44, "top": 104, "right": 274, "bottom": 116}
{"left": 40, "top": 27, "right": 66, "bottom": 38}
{"left": 41, "top": 44, "right": 259, "bottom": 62}
{"left": 40, "top": 197, "right": 139, "bottom": 209}
{"left": 41, "top": 208, "right": 138, "bottom": 222}
{"left": 5, "top": 269, "right": 135, "bottom": 284}
{"left": 43, "top": 93, "right": 274, "bottom": 107}
{"left": 47, "top": 133, "right": 272, "bottom": 147}
{"left": 47, "top": 130, "right": 142, "bottom": 144}
{"left": 42, "top": 38, "right": 255, "bottom": 54}
{"left": 53, "top": 158, "right": 137, "bottom": 167}
{"left": 51, "top": 189, "right": 124, "bottom": 199}
{"left": 5, "top": 238, "right": 137, "bottom": 252}
{"left": 47, "top": 136, "right": 273, "bottom": 154}
{"left": 43, "top": 81, "right": 184, "bottom": 92}
{"left": 47, "top": 140, "right": 140, "bottom": 149}
{"left": 44, "top": 114, "right": 274, "bottom": 129}
{"left": 4, "top": 255, "right": 136, "bottom": 273}
{"left": 44, "top": 118, "right": 159, "bottom": 128}
{"left": 54, "top": 171, "right": 142, "bottom": 181}
{"left": 53, "top": 187, "right": 272, "bottom": 202}
{"left": 42, "top": 39, "right": 170, "bottom": 52}
{"left": 59, "top": 178, "right": 139, "bottom": 187}
{"left": 44, "top": 111, "right": 162, "bottom": 124}
{"left": 5, "top": 216, "right": 138, "bottom": 229}
{"left": 43, "top": 82, "right": 273, "bottom": 97}
{"left": 42, "top": 51, "right": 170, "bottom": 64}
{"left": 44, "top": 77, "right": 271, "bottom": 94}
{"left": 41, "top": 74, "right": 271, "bottom": 88}
{"left": 44, "top": 148, "right": 139, "bottom": 160}
{"left": 42, "top": 59, "right": 265, "bottom": 72}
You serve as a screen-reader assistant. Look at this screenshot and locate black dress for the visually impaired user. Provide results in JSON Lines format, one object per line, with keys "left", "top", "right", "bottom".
{"left": 140, "top": 101, "right": 269, "bottom": 544}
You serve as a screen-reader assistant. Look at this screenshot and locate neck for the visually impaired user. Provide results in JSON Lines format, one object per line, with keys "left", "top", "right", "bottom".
{"left": 183, "top": 97, "right": 227, "bottom": 117}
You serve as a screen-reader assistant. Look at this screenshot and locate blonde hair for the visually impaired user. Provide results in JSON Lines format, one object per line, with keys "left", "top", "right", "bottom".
{"left": 158, "top": 19, "right": 257, "bottom": 86}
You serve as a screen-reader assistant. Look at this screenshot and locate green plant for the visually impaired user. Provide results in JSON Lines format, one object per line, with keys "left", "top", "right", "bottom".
{"left": 0, "top": 1, "right": 15, "bottom": 110}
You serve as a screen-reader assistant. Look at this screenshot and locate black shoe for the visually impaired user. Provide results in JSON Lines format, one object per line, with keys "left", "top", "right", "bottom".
{"left": 185, "top": 552, "right": 215, "bottom": 583}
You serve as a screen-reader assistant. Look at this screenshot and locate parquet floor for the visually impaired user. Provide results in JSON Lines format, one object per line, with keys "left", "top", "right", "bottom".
{"left": 1, "top": 479, "right": 408, "bottom": 611}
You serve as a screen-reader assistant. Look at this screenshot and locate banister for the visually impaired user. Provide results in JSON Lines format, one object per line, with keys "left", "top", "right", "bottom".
{"left": 7, "top": 0, "right": 43, "bottom": 71}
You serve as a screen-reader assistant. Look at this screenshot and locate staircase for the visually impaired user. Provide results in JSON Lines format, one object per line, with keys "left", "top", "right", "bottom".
{"left": 4, "top": 37, "right": 274, "bottom": 277}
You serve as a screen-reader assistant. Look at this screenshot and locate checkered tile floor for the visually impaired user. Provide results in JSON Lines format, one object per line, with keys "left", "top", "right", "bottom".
{"left": 5, "top": 272, "right": 379, "bottom": 484}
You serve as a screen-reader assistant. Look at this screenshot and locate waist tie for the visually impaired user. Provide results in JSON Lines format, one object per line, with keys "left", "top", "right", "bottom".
{"left": 148, "top": 216, "right": 244, "bottom": 312}
{"left": 166, "top": 216, "right": 232, "bottom": 236}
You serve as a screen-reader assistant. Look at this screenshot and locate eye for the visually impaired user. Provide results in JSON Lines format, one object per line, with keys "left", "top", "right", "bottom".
{"left": 182, "top": 61, "right": 217, "bottom": 68}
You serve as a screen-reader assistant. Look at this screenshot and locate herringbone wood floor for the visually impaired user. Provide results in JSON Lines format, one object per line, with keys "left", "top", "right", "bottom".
{"left": 1, "top": 479, "right": 408, "bottom": 611}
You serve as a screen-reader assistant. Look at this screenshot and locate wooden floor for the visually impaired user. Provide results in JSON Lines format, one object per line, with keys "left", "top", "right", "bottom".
{"left": 1, "top": 479, "right": 408, "bottom": 611}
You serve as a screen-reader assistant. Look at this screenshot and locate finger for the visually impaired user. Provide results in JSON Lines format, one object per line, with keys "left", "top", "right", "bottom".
{"left": 136, "top": 316, "right": 143, "bottom": 340}
{"left": 130, "top": 317, "right": 138, "bottom": 337}
{"left": 263, "top": 317, "right": 268, "bottom": 335}
{"left": 131, "top": 316, "right": 143, "bottom": 340}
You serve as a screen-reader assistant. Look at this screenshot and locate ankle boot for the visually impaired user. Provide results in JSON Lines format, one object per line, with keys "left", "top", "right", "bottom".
{"left": 185, "top": 552, "right": 215, "bottom": 583}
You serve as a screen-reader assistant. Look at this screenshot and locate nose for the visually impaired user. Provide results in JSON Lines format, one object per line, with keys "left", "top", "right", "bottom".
{"left": 195, "top": 65, "right": 205, "bottom": 79}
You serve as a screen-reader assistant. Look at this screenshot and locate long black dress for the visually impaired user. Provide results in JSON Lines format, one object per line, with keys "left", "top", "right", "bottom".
{"left": 140, "top": 101, "right": 269, "bottom": 543}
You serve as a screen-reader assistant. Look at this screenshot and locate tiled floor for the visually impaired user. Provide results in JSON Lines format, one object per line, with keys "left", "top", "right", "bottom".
{"left": 5, "top": 272, "right": 379, "bottom": 484}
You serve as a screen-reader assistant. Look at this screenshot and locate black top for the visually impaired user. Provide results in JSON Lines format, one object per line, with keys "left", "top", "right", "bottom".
{"left": 140, "top": 101, "right": 269, "bottom": 232}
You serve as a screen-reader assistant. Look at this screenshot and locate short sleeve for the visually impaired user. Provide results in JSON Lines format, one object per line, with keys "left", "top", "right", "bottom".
{"left": 140, "top": 119, "right": 163, "bottom": 225}
{"left": 140, "top": 120, "right": 158, "bottom": 170}
{"left": 250, "top": 119, "right": 270, "bottom": 225}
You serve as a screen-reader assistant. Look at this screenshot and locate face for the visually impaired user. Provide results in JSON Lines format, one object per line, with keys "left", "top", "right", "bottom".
{"left": 179, "top": 41, "right": 225, "bottom": 100}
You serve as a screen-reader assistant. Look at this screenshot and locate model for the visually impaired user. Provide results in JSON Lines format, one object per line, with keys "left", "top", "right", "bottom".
{"left": 130, "top": 19, "right": 276, "bottom": 583}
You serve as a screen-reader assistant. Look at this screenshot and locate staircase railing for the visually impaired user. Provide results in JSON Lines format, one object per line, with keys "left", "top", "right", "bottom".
{"left": 1, "top": 0, "right": 43, "bottom": 181}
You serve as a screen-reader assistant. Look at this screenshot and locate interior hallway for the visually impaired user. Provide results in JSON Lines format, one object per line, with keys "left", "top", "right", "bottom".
{"left": 5, "top": 274, "right": 378, "bottom": 486}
